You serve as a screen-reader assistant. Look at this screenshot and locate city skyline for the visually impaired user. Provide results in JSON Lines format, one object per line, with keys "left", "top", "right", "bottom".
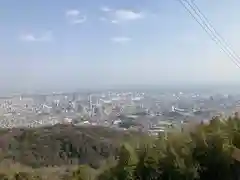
{"left": 1, "top": 0, "right": 240, "bottom": 91}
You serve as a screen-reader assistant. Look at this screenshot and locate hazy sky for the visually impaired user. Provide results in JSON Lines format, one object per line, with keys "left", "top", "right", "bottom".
{"left": 1, "top": 0, "right": 240, "bottom": 92}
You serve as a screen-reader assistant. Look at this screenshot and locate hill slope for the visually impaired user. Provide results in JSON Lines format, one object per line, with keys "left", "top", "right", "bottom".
{"left": 0, "top": 124, "right": 145, "bottom": 168}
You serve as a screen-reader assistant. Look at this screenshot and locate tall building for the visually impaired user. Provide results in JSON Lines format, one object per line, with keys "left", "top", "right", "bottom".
{"left": 88, "top": 95, "right": 93, "bottom": 116}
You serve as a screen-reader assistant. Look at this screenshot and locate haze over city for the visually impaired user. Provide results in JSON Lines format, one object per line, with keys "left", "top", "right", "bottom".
{"left": 1, "top": 0, "right": 240, "bottom": 93}
{"left": 2, "top": 1, "right": 240, "bottom": 179}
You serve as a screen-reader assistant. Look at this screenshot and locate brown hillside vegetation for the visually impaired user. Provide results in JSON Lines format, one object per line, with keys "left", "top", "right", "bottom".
{"left": 0, "top": 124, "right": 147, "bottom": 169}
{"left": 2, "top": 115, "right": 240, "bottom": 179}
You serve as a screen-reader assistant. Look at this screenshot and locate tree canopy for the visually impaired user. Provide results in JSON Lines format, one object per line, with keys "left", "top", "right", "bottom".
{"left": 1, "top": 115, "right": 240, "bottom": 179}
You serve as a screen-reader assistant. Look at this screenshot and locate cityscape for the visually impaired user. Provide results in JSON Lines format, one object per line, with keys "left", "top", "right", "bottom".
{"left": 1, "top": 88, "right": 240, "bottom": 136}
{"left": 2, "top": 0, "right": 240, "bottom": 179}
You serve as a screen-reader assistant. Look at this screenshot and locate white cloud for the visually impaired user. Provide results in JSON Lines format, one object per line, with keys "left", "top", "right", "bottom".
{"left": 111, "top": 20, "right": 119, "bottom": 24}
{"left": 20, "top": 31, "right": 52, "bottom": 42}
{"left": 114, "top": 9, "right": 144, "bottom": 21}
{"left": 66, "top": 10, "right": 80, "bottom": 17}
{"left": 111, "top": 36, "right": 131, "bottom": 43}
{"left": 21, "top": 34, "right": 36, "bottom": 42}
{"left": 99, "top": 17, "right": 118, "bottom": 24}
{"left": 71, "top": 16, "right": 86, "bottom": 24}
{"left": 100, "top": 8, "right": 144, "bottom": 24}
{"left": 100, "top": 6, "right": 112, "bottom": 12}
{"left": 65, "top": 9, "right": 86, "bottom": 24}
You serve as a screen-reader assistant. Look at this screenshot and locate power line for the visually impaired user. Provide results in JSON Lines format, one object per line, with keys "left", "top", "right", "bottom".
{"left": 177, "top": 0, "right": 240, "bottom": 69}
{"left": 179, "top": 0, "right": 239, "bottom": 63}
{"left": 186, "top": 0, "right": 240, "bottom": 65}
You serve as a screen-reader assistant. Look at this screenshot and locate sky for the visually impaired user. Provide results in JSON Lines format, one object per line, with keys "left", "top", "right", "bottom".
{"left": 1, "top": 0, "right": 240, "bottom": 92}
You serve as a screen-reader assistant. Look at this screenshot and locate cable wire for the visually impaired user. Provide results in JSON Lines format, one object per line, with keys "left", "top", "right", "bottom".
{"left": 186, "top": 0, "right": 240, "bottom": 64}
{"left": 177, "top": 0, "right": 240, "bottom": 69}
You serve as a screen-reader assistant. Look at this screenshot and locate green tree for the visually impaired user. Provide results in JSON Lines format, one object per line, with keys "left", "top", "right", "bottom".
{"left": 14, "top": 172, "right": 31, "bottom": 180}
{"left": 98, "top": 143, "right": 138, "bottom": 180}
{"left": 71, "top": 165, "right": 95, "bottom": 180}
{"left": 191, "top": 119, "right": 233, "bottom": 180}
{"left": 0, "top": 173, "right": 8, "bottom": 180}
{"left": 135, "top": 146, "right": 160, "bottom": 180}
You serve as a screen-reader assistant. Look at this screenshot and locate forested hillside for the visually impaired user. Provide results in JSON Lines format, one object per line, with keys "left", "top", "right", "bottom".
{"left": 0, "top": 124, "right": 147, "bottom": 168}
{"left": 1, "top": 115, "right": 240, "bottom": 179}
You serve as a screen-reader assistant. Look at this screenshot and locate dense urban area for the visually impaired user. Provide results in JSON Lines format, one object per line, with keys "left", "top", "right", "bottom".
{"left": 0, "top": 89, "right": 240, "bottom": 180}
{"left": 0, "top": 89, "right": 239, "bottom": 133}
{"left": 0, "top": 88, "right": 239, "bottom": 180}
